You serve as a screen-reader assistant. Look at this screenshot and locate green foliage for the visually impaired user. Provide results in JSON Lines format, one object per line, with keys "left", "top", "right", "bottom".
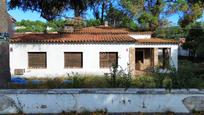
{"left": 152, "top": 68, "right": 166, "bottom": 88}
{"left": 138, "top": 13, "right": 159, "bottom": 31}
{"left": 47, "top": 19, "right": 67, "bottom": 32}
{"left": 171, "top": 61, "right": 195, "bottom": 88}
{"left": 154, "top": 26, "right": 186, "bottom": 39}
{"left": 16, "top": 19, "right": 83, "bottom": 33}
{"left": 184, "top": 22, "right": 204, "bottom": 57}
{"left": 105, "top": 64, "right": 132, "bottom": 88}
{"left": 86, "top": 19, "right": 101, "bottom": 27}
{"left": 162, "top": 76, "right": 173, "bottom": 91}
{"left": 9, "top": 0, "right": 70, "bottom": 21}
{"left": 68, "top": 73, "right": 85, "bottom": 88}
{"left": 9, "top": 0, "right": 95, "bottom": 21}
{"left": 166, "top": 0, "right": 204, "bottom": 27}
{"left": 120, "top": 0, "right": 144, "bottom": 17}
{"left": 121, "top": 0, "right": 165, "bottom": 30}
{"left": 69, "top": 0, "right": 94, "bottom": 17}
{"left": 82, "top": 76, "right": 108, "bottom": 88}
{"left": 105, "top": 5, "right": 138, "bottom": 30}
{"left": 132, "top": 75, "right": 156, "bottom": 88}
{"left": 16, "top": 20, "right": 46, "bottom": 32}
{"left": 7, "top": 61, "right": 204, "bottom": 89}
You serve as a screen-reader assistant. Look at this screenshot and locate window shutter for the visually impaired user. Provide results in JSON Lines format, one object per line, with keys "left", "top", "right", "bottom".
{"left": 64, "top": 52, "right": 83, "bottom": 68}
{"left": 100, "top": 52, "right": 118, "bottom": 68}
{"left": 28, "top": 52, "right": 46, "bottom": 68}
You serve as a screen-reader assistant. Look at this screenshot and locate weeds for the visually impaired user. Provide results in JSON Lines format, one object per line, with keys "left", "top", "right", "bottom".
{"left": 8, "top": 60, "right": 204, "bottom": 89}
{"left": 105, "top": 64, "right": 132, "bottom": 88}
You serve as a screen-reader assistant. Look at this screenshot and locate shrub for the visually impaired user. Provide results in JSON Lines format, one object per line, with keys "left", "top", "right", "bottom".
{"left": 82, "top": 75, "right": 108, "bottom": 88}
{"left": 172, "top": 60, "right": 196, "bottom": 88}
{"left": 162, "top": 76, "right": 173, "bottom": 91}
{"left": 152, "top": 68, "right": 167, "bottom": 88}
{"left": 132, "top": 75, "right": 156, "bottom": 88}
{"left": 105, "top": 64, "right": 132, "bottom": 88}
{"left": 152, "top": 60, "right": 200, "bottom": 89}
{"left": 68, "top": 73, "right": 85, "bottom": 88}
{"left": 45, "top": 77, "right": 65, "bottom": 89}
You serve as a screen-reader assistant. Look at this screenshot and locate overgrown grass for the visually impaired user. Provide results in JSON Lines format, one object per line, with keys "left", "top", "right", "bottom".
{"left": 8, "top": 75, "right": 109, "bottom": 89}
{"left": 8, "top": 60, "right": 204, "bottom": 89}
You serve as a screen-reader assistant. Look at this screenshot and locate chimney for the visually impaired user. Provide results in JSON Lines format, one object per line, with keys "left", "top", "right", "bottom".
{"left": 63, "top": 24, "right": 74, "bottom": 33}
{"left": 104, "top": 21, "right": 108, "bottom": 27}
{"left": 0, "top": 0, "right": 9, "bottom": 34}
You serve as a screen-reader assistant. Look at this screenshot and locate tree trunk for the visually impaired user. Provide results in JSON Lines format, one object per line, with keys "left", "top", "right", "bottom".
{"left": 101, "top": 2, "right": 105, "bottom": 24}
{"left": 74, "top": 8, "right": 81, "bottom": 17}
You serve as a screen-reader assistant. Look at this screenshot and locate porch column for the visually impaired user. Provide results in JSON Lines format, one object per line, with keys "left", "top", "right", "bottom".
{"left": 129, "top": 47, "right": 135, "bottom": 76}
{"left": 153, "top": 48, "right": 158, "bottom": 67}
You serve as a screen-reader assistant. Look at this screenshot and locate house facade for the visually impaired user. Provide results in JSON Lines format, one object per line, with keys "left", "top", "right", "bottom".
{"left": 10, "top": 27, "right": 178, "bottom": 77}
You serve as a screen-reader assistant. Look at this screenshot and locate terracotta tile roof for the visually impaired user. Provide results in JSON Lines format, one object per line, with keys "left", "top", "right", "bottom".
{"left": 10, "top": 33, "right": 136, "bottom": 43}
{"left": 73, "top": 27, "right": 130, "bottom": 34}
{"left": 70, "top": 26, "right": 153, "bottom": 34}
{"left": 136, "top": 38, "right": 178, "bottom": 44}
{"left": 10, "top": 27, "right": 177, "bottom": 44}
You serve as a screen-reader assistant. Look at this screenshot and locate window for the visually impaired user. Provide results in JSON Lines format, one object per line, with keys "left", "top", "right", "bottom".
{"left": 100, "top": 52, "right": 118, "bottom": 68}
{"left": 64, "top": 52, "right": 83, "bottom": 68}
{"left": 28, "top": 52, "right": 46, "bottom": 68}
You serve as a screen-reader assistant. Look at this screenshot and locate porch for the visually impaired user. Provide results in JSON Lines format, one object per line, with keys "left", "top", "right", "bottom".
{"left": 129, "top": 48, "right": 171, "bottom": 75}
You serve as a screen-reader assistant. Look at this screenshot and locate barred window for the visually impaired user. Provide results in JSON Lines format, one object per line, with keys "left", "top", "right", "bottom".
{"left": 64, "top": 52, "right": 83, "bottom": 68}
{"left": 100, "top": 52, "right": 118, "bottom": 68}
{"left": 28, "top": 52, "right": 46, "bottom": 68}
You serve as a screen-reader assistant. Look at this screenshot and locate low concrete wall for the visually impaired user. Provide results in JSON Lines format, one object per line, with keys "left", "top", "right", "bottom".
{"left": 0, "top": 89, "right": 204, "bottom": 114}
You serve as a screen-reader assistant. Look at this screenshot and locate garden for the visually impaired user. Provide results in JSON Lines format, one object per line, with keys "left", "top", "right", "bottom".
{"left": 8, "top": 59, "right": 204, "bottom": 90}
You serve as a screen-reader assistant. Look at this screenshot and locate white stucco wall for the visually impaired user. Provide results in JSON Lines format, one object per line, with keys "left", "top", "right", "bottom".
{"left": 10, "top": 43, "right": 178, "bottom": 77}
{"left": 129, "top": 34, "right": 151, "bottom": 39}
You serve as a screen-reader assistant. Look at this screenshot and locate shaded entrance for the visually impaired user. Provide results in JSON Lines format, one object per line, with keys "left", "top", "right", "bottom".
{"left": 135, "top": 48, "right": 154, "bottom": 71}
{"left": 134, "top": 48, "right": 171, "bottom": 71}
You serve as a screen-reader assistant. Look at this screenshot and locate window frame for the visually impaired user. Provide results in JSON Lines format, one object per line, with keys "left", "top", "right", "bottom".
{"left": 28, "top": 52, "right": 47, "bottom": 69}
{"left": 64, "top": 52, "right": 83, "bottom": 69}
{"left": 99, "top": 52, "right": 118, "bottom": 68}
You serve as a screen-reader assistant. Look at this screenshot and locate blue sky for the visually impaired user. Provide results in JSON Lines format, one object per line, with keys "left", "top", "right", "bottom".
{"left": 8, "top": 8, "right": 203, "bottom": 26}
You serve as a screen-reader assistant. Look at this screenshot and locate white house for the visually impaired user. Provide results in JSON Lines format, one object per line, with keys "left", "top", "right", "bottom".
{"left": 10, "top": 26, "right": 178, "bottom": 77}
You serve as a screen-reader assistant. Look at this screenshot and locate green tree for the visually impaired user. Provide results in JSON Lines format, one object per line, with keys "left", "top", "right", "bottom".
{"left": 120, "top": 0, "right": 166, "bottom": 31}
{"left": 90, "top": 0, "right": 110, "bottom": 23}
{"left": 47, "top": 19, "right": 67, "bottom": 32}
{"left": 184, "top": 22, "right": 204, "bottom": 57}
{"left": 69, "top": 0, "right": 94, "bottom": 17}
{"left": 167, "top": 0, "right": 204, "bottom": 28}
{"left": 120, "top": 0, "right": 144, "bottom": 18}
{"left": 9, "top": 0, "right": 95, "bottom": 20}
{"left": 154, "top": 26, "right": 186, "bottom": 39}
{"left": 16, "top": 20, "right": 46, "bottom": 32}
{"left": 86, "top": 19, "right": 101, "bottom": 27}
{"left": 106, "top": 5, "right": 137, "bottom": 30}
{"left": 9, "top": 0, "right": 70, "bottom": 21}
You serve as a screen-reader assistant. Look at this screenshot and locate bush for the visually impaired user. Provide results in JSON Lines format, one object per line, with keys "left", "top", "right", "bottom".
{"left": 105, "top": 64, "right": 132, "bottom": 88}
{"left": 152, "top": 60, "right": 201, "bottom": 89}
{"left": 132, "top": 75, "right": 156, "bottom": 88}
{"left": 162, "top": 76, "right": 173, "bottom": 91}
{"left": 82, "top": 75, "right": 108, "bottom": 88}
{"left": 172, "top": 60, "right": 196, "bottom": 88}
{"left": 8, "top": 60, "right": 204, "bottom": 89}
{"left": 67, "top": 73, "right": 85, "bottom": 88}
